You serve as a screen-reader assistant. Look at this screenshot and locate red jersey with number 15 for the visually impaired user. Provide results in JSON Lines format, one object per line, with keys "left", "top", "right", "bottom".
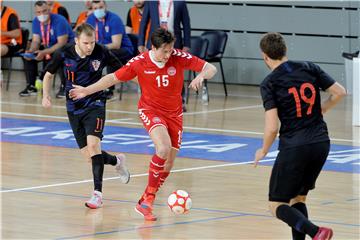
{"left": 114, "top": 49, "right": 206, "bottom": 115}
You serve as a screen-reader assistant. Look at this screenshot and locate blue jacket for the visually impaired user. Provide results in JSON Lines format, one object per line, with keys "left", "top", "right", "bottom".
{"left": 138, "top": 0, "right": 191, "bottom": 49}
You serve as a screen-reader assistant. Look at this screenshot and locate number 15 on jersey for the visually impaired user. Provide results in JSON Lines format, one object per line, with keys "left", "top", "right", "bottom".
{"left": 156, "top": 75, "right": 169, "bottom": 87}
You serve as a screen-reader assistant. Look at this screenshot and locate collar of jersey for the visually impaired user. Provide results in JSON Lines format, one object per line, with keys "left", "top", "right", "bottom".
{"left": 149, "top": 50, "right": 165, "bottom": 69}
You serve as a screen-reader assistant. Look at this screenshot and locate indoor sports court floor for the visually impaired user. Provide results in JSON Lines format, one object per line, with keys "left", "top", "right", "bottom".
{"left": 1, "top": 71, "right": 359, "bottom": 239}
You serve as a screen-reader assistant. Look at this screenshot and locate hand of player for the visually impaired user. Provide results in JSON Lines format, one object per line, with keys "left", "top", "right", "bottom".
{"left": 69, "top": 85, "right": 88, "bottom": 100}
{"left": 189, "top": 76, "right": 204, "bottom": 91}
{"left": 42, "top": 95, "right": 52, "bottom": 108}
{"left": 253, "top": 148, "right": 267, "bottom": 168}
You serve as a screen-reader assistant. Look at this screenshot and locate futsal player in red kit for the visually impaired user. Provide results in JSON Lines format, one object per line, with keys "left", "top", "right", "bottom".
{"left": 69, "top": 28, "right": 217, "bottom": 221}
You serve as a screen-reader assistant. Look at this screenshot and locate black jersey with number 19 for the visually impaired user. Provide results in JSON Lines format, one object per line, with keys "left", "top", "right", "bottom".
{"left": 260, "top": 61, "right": 335, "bottom": 150}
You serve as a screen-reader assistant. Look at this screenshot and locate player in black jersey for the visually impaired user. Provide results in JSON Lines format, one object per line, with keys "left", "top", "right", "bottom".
{"left": 41, "top": 23, "right": 130, "bottom": 209}
{"left": 254, "top": 32, "right": 346, "bottom": 240}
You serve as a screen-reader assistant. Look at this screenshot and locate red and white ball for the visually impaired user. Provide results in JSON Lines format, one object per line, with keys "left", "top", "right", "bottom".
{"left": 167, "top": 190, "right": 192, "bottom": 214}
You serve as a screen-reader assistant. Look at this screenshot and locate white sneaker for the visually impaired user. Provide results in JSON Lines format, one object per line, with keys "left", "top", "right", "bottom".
{"left": 85, "top": 190, "right": 103, "bottom": 209}
{"left": 116, "top": 154, "right": 130, "bottom": 184}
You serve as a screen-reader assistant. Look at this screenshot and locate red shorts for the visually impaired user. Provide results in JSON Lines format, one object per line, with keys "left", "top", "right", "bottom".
{"left": 138, "top": 108, "right": 183, "bottom": 150}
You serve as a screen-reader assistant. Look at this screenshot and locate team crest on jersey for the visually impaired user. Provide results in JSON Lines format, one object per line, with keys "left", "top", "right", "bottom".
{"left": 152, "top": 117, "right": 161, "bottom": 123}
{"left": 91, "top": 60, "right": 101, "bottom": 71}
{"left": 167, "top": 66, "right": 176, "bottom": 76}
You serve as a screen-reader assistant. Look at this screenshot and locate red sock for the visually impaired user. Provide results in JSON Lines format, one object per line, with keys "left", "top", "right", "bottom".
{"left": 142, "top": 155, "right": 166, "bottom": 204}
{"left": 157, "top": 171, "right": 170, "bottom": 191}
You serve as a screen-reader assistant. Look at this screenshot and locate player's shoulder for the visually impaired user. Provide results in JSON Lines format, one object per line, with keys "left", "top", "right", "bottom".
{"left": 57, "top": 43, "right": 74, "bottom": 57}
{"left": 171, "top": 49, "right": 193, "bottom": 60}
{"left": 125, "top": 52, "right": 146, "bottom": 67}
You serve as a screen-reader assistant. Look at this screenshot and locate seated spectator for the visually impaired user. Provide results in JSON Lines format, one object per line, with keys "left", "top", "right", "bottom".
{"left": 1, "top": 3, "right": 22, "bottom": 57}
{"left": 86, "top": 0, "right": 134, "bottom": 98}
{"left": 126, "top": 0, "right": 149, "bottom": 40}
{"left": 74, "top": 0, "right": 92, "bottom": 29}
{"left": 21, "top": 0, "right": 74, "bottom": 97}
{"left": 46, "top": 0, "right": 71, "bottom": 23}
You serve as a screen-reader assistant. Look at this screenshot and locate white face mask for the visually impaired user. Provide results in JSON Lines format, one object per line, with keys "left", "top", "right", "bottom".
{"left": 37, "top": 14, "right": 49, "bottom": 23}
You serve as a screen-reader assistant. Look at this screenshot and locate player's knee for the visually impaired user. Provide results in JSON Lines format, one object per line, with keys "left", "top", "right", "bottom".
{"left": 268, "top": 201, "right": 285, "bottom": 217}
{"left": 156, "top": 144, "right": 171, "bottom": 159}
{"left": 290, "top": 195, "right": 307, "bottom": 205}
{"left": 87, "top": 142, "right": 100, "bottom": 155}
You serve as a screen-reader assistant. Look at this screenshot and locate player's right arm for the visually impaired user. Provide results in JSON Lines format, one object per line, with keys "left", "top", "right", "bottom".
{"left": 42, "top": 49, "right": 63, "bottom": 108}
{"left": 70, "top": 73, "right": 119, "bottom": 100}
{"left": 70, "top": 60, "right": 137, "bottom": 100}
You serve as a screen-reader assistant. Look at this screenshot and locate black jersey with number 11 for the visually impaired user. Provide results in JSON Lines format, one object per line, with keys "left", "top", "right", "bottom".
{"left": 260, "top": 61, "right": 335, "bottom": 150}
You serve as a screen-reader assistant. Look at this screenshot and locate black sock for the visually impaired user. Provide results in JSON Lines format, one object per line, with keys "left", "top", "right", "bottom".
{"left": 276, "top": 205, "right": 319, "bottom": 238}
{"left": 91, "top": 154, "right": 104, "bottom": 192}
{"left": 101, "top": 151, "right": 117, "bottom": 166}
{"left": 291, "top": 202, "right": 308, "bottom": 240}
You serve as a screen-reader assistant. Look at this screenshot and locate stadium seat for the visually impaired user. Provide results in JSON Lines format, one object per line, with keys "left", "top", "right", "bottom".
{"left": 201, "top": 30, "right": 228, "bottom": 96}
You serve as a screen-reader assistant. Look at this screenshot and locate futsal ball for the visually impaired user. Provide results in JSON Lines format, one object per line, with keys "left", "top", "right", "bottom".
{"left": 167, "top": 190, "right": 192, "bottom": 214}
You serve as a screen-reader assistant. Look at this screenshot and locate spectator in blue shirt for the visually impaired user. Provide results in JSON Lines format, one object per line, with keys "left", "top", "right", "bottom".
{"left": 21, "top": 0, "right": 74, "bottom": 97}
{"left": 86, "top": 0, "right": 134, "bottom": 99}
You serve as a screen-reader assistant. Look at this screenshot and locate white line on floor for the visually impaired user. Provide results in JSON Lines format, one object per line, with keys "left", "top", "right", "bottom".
{"left": 1, "top": 111, "right": 357, "bottom": 143}
{"left": 0, "top": 159, "right": 275, "bottom": 193}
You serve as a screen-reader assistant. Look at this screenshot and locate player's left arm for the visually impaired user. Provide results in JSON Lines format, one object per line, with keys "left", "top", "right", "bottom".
{"left": 189, "top": 62, "right": 217, "bottom": 91}
{"left": 254, "top": 108, "right": 279, "bottom": 167}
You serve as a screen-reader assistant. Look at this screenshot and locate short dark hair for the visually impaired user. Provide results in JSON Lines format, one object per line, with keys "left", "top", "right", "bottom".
{"left": 75, "top": 23, "right": 95, "bottom": 38}
{"left": 260, "top": 32, "right": 287, "bottom": 60}
{"left": 151, "top": 28, "right": 175, "bottom": 49}
{"left": 92, "top": 0, "right": 105, "bottom": 5}
{"left": 34, "top": 1, "right": 47, "bottom": 7}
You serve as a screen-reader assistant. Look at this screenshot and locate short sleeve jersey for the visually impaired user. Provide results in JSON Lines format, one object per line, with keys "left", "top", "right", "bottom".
{"left": 32, "top": 14, "right": 74, "bottom": 47}
{"left": 114, "top": 49, "right": 206, "bottom": 115}
{"left": 260, "top": 60, "right": 335, "bottom": 149}
{"left": 86, "top": 11, "right": 134, "bottom": 54}
{"left": 45, "top": 43, "right": 122, "bottom": 114}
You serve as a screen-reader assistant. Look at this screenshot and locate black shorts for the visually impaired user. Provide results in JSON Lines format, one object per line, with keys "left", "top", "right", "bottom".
{"left": 2, "top": 44, "right": 21, "bottom": 57}
{"left": 269, "top": 141, "right": 330, "bottom": 203}
{"left": 67, "top": 106, "right": 106, "bottom": 149}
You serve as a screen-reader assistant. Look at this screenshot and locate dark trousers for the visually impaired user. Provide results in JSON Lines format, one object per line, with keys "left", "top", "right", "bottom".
{"left": 23, "top": 58, "right": 65, "bottom": 87}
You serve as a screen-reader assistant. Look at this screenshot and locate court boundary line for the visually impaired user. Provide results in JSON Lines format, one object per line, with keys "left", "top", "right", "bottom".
{"left": 0, "top": 101, "right": 262, "bottom": 115}
{"left": 1, "top": 112, "right": 357, "bottom": 143}
{"left": 0, "top": 159, "right": 275, "bottom": 193}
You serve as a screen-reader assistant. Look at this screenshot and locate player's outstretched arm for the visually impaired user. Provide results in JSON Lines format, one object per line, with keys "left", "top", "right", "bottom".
{"left": 322, "top": 82, "right": 346, "bottom": 114}
{"left": 42, "top": 71, "right": 54, "bottom": 108}
{"left": 69, "top": 73, "right": 119, "bottom": 100}
{"left": 189, "top": 63, "right": 217, "bottom": 91}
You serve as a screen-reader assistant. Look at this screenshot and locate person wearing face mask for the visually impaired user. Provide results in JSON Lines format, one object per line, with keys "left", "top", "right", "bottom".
{"left": 21, "top": 0, "right": 74, "bottom": 97}
{"left": 86, "top": 0, "right": 134, "bottom": 99}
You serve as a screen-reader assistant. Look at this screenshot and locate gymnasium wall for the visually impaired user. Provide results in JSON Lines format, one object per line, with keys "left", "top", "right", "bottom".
{"left": 3, "top": 0, "right": 360, "bottom": 88}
